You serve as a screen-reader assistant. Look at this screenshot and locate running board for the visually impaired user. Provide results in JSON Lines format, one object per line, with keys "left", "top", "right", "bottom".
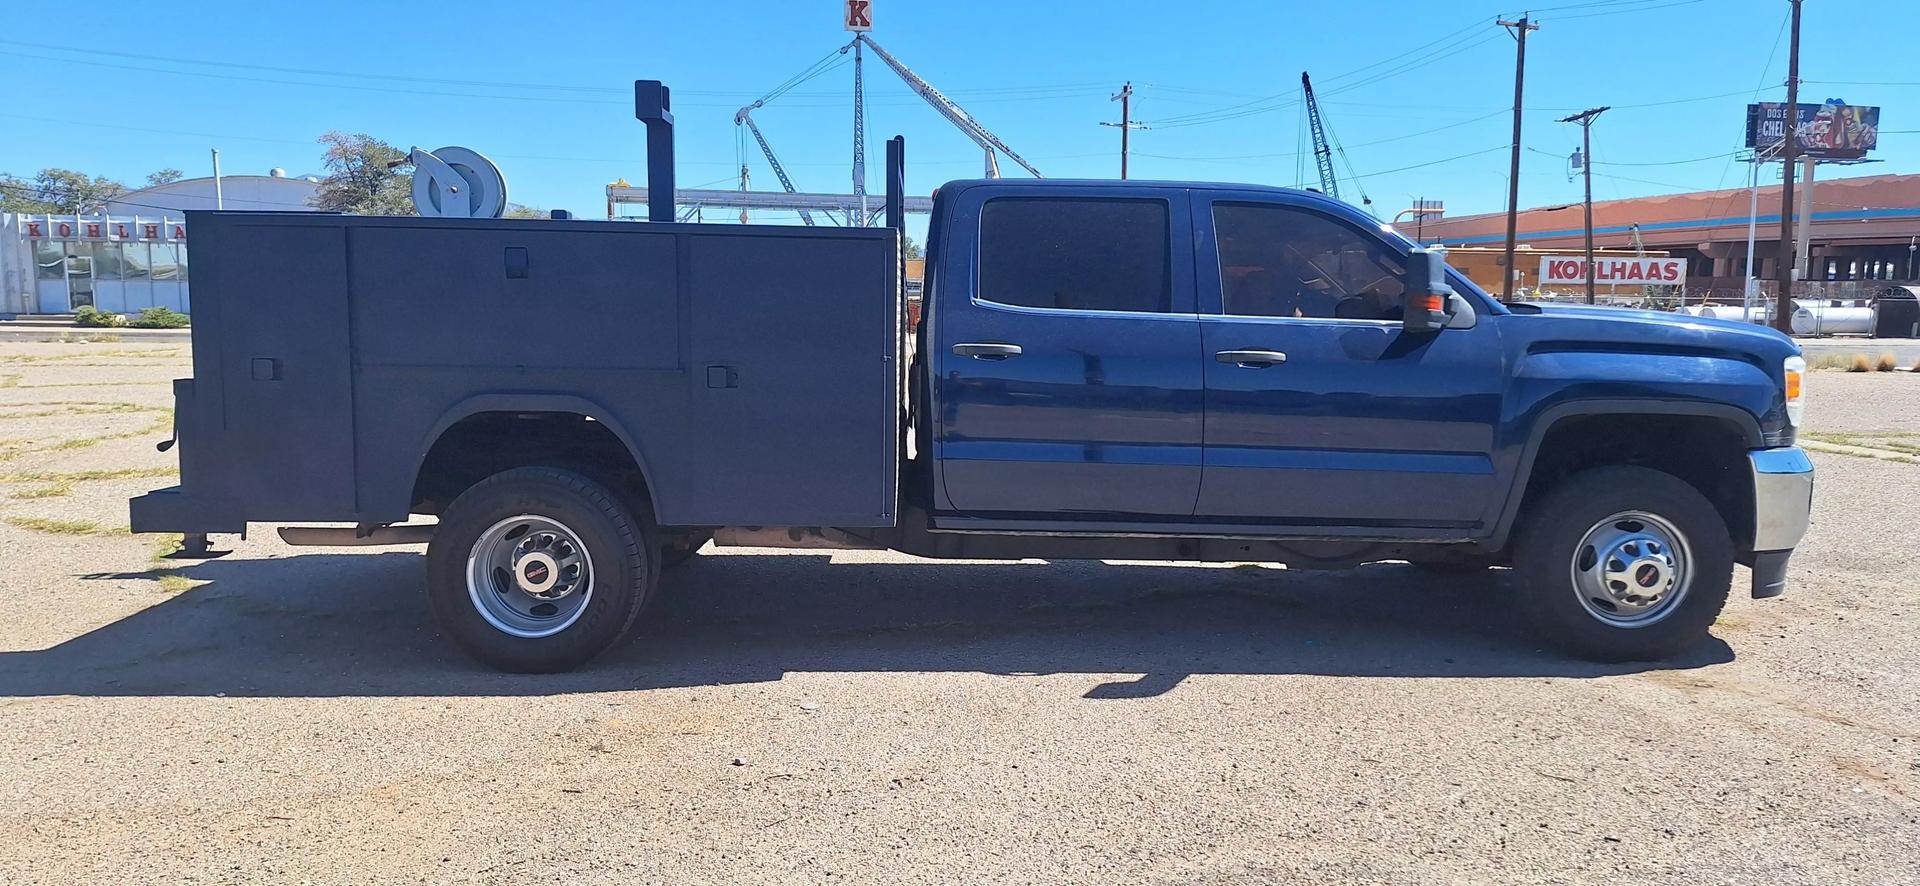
{"left": 277, "top": 524, "right": 437, "bottom": 546}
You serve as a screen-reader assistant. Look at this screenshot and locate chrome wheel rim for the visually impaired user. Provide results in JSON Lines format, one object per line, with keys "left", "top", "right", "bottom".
{"left": 465, "top": 515, "right": 594, "bottom": 638}
{"left": 1570, "top": 510, "right": 1691, "bottom": 628}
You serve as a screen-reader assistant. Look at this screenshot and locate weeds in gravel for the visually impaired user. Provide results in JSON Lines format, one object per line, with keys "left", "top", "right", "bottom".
{"left": 2, "top": 466, "right": 179, "bottom": 500}
{"left": 0, "top": 403, "right": 156, "bottom": 420}
{"left": 1875, "top": 352, "right": 1898, "bottom": 372}
{"left": 1848, "top": 354, "right": 1872, "bottom": 372}
{"left": 0, "top": 348, "right": 185, "bottom": 365}
{"left": 0, "top": 412, "right": 173, "bottom": 461}
{"left": 1804, "top": 431, "right": 1920, "bottom": 455}
{"left": 52, "top": 333, "right": 121, "bottom": 344}
{"left": 150, "top": 534, "right": 184, "bottom": 561}
{"left": 157, "top": 574, "right": 196, "bottom": 594}
{"left": 4, "top": 516, "right": 118, "bottom": 535}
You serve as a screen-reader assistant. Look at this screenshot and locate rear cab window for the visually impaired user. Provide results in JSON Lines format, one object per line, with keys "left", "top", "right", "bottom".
{"left": 977, "top": 197, "right": 1171, "bottom": 313}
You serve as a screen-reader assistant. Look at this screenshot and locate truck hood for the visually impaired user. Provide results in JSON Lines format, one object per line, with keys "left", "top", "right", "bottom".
{"left": 1508, "top": 301, "right": 1801, "bottom": 361}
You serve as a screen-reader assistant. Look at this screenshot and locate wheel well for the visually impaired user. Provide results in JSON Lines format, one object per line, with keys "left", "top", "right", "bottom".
{"left": 1518, "top": 413, "right": 1754, "bottom": 553}
{"left": 412, "top": 412, "right": 652, "bottom": 519}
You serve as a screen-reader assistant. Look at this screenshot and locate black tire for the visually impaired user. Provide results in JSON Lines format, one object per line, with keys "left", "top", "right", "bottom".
{"left": 659, "top": 532, "right": 712, "bottom": 570}
{"left": 426, "top": 467, "right": 656, "bottom": 673}
{"left": 1511, "top": 465, "right": 1732, "bottom": 662}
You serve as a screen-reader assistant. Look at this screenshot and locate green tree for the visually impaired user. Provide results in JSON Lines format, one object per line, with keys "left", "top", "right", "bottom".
{"left": 0, "top": 168, "right": 128, "bottom": 213}
{"left": 310, "top": 132, "right": 415, "bottom": 215}
{"left": 904, "top": 235, "right": 923, "bottom": 260}
{"left": 503, "top": 203, "right": 546, "bottom": 219}
{"left": 145, "top": 168, "right": 184, "bottom": 187}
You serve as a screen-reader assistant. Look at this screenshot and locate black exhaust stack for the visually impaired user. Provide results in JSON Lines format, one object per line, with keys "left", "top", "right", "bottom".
{"left": 633, "top": 80, "right": 676, "bottom": 223}
{"left": 885, "top": 135, "right": 905, "bottom": 231}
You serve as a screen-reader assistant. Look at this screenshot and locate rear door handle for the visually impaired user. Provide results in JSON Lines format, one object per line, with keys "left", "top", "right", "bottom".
{"left": 1216, "top": 348, "right": 1288, "bottom": 367}
{"left": 953, "top": 342, "right": 1023, "bottom": 360}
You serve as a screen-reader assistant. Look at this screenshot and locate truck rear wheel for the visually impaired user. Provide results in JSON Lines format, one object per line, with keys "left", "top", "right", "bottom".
{"left": 425, "top": 467, "right": 656, "bottom": 672}
{"left": 1511, "top": 466, "right": 1732, "bottom": 662}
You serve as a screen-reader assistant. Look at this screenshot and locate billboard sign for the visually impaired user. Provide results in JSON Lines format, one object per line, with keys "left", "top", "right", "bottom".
{"left": 1539, "top": 256, "right": 1687, "bottom": 286}
{"left": 1745, "top": 100, "right": 1880, "bottom": 159}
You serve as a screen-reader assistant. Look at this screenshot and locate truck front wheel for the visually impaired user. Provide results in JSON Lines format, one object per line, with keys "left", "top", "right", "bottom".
{"left": 1511, "top": 466, "right": 1733, "bottom": 662}
{"left": 425, "top": 467, "right": 656, "bottom": 672}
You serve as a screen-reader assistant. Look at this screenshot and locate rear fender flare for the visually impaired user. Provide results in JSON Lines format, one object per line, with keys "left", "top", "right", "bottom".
{"left": 412, "top": 392, "right": 658, "bottom": 514}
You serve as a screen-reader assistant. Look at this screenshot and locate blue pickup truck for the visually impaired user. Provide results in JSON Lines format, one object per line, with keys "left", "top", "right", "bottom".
{"left": 130, "top": 96, "right": 1812, "bottom": 673}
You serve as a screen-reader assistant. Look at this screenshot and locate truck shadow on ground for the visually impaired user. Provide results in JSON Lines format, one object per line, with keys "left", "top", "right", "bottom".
{"left": 5, "top": 550, "right": 1732, "bottom": 698}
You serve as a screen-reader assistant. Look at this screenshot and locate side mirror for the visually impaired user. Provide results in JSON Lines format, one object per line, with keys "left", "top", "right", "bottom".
{"left": 1403, "top": 248, "right": 1455, "bottom": 333}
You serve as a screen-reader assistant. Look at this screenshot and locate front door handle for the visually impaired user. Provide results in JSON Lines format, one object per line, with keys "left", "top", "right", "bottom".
{"left": 953, "top": 342, "right": 1024, "bottom": 360}
{"left": 1216, "top": 348, "right": 1288, "bottom": 367}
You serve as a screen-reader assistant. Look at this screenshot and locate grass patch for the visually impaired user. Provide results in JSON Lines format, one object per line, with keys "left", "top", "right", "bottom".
{"left": 52, "top": 333, "right": 121, "bottom": 344}
{"left": 0, "top": 466, "right": 178, "bottom": 483}
{"left": 157, "top": 574, "right": 196, "bottom": 594}
{"left": 1848, "top": 353, "right": 1872, "bottom": 373}
{"left": 1876, "top": 352, "right": 1899, "bottom": 372}
{"left": 1804, "top": 431, "right": 1920, "bottom": 455}
{"left": 1, "top": 466, "right": 178, "bottom": 499}
{"left": 0, "top": 348, "right": 185, "bottom": 365}
{"left": 151, "top": 534, "right": 184, "bottom": 561}
{"left": 0, "top": 403, "right": 156, "bottom": 420}
{"left": 0, "top": 412, "right": 173, "bottom": 460}
{"left": 4, "top": 516, "right": 116, "bottom": 535}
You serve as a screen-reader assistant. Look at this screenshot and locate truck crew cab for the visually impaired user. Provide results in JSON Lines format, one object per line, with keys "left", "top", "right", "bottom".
{"left": 130, "top": 85, "right": 1813, "bottom": 672}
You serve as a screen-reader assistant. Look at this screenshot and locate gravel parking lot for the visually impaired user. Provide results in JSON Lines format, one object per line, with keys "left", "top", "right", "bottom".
{"left": 2, "top": 340, "right": 1916, "bottom": 885}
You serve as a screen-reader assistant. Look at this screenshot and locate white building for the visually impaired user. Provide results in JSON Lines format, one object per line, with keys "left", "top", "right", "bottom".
{"left": 2, "top": 170, "right": 321, "bottom": 316}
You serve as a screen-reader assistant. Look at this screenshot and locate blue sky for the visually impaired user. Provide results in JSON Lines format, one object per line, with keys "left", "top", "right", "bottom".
{"left": 1, "top": 0, "right": 1914, "bottom": 228}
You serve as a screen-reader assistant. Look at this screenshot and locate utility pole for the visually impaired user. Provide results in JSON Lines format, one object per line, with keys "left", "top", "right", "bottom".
{"left": 1559, "top": 106, "right": 1609, "bottom": 304}
{"left": 1497, "top": 16, "right": 1540, "bottom": 301}
{"left": 1101, "top": 82, "right": 1147, "bottom": 179}
{"left": 1774, "top": 0, "right": 1803, "bottom": 333}
{"left": 210, "top": 148, "right": 224, "bottom": 210}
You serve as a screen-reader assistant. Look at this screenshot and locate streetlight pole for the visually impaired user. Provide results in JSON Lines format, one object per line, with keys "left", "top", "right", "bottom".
{"left": 1559, "top": 106, "right": 1609, "bottom": 304}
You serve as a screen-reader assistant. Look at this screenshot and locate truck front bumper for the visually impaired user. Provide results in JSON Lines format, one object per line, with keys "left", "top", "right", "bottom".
{"left": 1748, "top": 446, "right": 1814, "bottom": 598}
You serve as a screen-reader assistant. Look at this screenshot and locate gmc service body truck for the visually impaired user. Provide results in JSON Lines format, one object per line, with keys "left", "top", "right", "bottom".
{"left": 130, "top": 83, "right": 1814, "bottom": 672}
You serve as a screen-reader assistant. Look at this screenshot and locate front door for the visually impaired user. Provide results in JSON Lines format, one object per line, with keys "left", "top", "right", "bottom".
{"left": 1192, "top": 192, "right": 1505, "bottom": 528}
{"left": 935, "top": 186, "right": 1203, "bottom": 517}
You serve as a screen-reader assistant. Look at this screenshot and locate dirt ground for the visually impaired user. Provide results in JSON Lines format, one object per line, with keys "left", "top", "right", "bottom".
{"left": 1, "top": 341, "right": 1915, "bottom": 885}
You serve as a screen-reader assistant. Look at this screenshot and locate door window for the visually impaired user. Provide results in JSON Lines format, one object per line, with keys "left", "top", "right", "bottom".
{"left": 1213, "top": 203, "right": 1405, "bottom": 320}
{"left": 978, "top": 197, "right": 1170, "bottom": 313}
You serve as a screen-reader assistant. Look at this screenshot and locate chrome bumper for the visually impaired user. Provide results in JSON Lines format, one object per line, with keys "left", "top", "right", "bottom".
{"left": 1748, "top": 446, "right": 1814, "bottom": 598}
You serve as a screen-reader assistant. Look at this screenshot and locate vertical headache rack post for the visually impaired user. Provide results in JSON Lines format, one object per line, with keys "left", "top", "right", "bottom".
{"left": 633, "top": 80, "right": 676, "bottom": 223}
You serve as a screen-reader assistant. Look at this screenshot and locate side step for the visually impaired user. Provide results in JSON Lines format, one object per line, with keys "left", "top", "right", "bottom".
{"left": 277, "top": 525, "right": 437, "bottom": 546}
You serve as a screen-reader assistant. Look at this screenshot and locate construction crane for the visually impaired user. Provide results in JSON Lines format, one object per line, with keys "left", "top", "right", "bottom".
{"left": 1299, "top": 71, "right": 1373, "bottom": 211}
{"left": 1302, "top": 72, "right": 1340, "bottom": 201}
{"left": 733, "top": 102, "right": 817, "bottom": 226}
{"left": 849, "top": 34, "right": 1043, "bottom": 180}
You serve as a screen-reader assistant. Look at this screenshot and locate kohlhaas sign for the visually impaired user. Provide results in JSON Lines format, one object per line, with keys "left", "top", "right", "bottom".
{"left": 1539, "top": 256, "right": 1687, "bottom": 286}
{"left": 1745, "top": 100, "right": 1880, "bottom": 160}
{"left": 844, "top": 0, "right": 872, "bottom": 31}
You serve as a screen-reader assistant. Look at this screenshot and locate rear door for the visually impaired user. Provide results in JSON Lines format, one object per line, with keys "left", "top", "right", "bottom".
{"left": 934, "top": 185, "right": 1203, "bottom": 517}
{"left": 1193, "top": 191, "right": 1505, "bottom": 528}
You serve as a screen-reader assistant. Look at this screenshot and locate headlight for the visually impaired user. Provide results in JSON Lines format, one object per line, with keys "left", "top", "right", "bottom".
{"left": 1783, "top": 355, "right": 1805, "bottom": 427}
